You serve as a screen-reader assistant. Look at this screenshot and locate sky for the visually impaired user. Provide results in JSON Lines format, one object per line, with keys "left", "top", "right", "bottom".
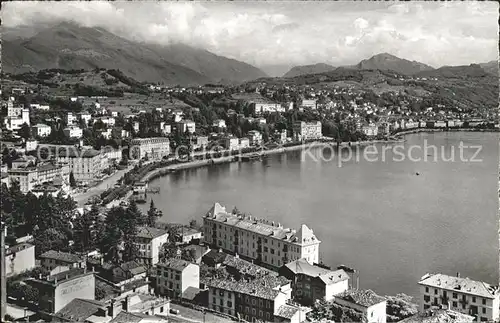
{"left": 3, "top": 1, "right": 499, "bottom": 75}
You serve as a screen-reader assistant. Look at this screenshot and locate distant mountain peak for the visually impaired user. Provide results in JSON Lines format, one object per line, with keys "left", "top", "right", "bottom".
{"left": 283, "top": 63, "right": 336, "bottom": 78}
{"left": 356, "top": 53, "right": 434, "bottom": 75}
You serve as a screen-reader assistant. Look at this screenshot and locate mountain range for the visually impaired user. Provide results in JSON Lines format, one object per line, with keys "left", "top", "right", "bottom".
{"left": 2, "top": 21, "right": 498, "bottom": 85}
{"left": 2, "top": 22, "right": 267, "bottom": 85}
{"left": 282, "top": 53, "right": 497, "bottom": 78}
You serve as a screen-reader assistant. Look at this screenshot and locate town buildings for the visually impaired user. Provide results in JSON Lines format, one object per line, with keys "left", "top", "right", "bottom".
{"left": 133, "top": 227, "right": 169, "bottom": 266}
{"left": 129, "top": 137, "right": 170, "bottom": 161}
{"left": 222, "top": 136, "right": 240, "bottom": 151}
{"left": 175, "top": 227, "right": 203, "bottom": 244}
{"left": 293, "top": 121, "right": 322, "bottom": 141}
{"left": 63, "top": 126, "right": 83, "bottom": 139}
{"left": 299, "top": 99, "right": 317, "bottom": 110}
{"left": 4, "top": 108, "right": 30, "bottom": 131}
{"left": 202, "top": 203, "right": 321, "bottom": 268}
{"left": 399, "top": 309, "right": 474, "bottom": 323}
{"left": 239, "top": 137, "right": 250, "bottom": 149}
{"left": 279, "top": 258, "right": 349, "bottom": 305}
{"left": 39, "top": 250, "right": 86, "bottom": 271}
{"left": 247, "top": 130, "right": 263, "bottom": 146}
{"left": 155, "top": 258, "right": 200, "bottom": 299}
{"left": 334, "top": 289, "right": 387, "bottom": 323}
{"left": 7, "top": 163, "right": 68, "bottom": 193}
{"left": 252, "top": 102, "right": 284, "bottom": 115}
{"left": 32, "top": 123, "right": 52, "bottom": 137}
{"left": 205, "top": 274, "right": 293, "bottom": 322}
{"left": 177, "top": 120, "right": 196, "bottom": 134}
{"left": 27, "top": 268, "right": 95, "bottom": 314}
{"left": 418, "top": 273, "right": 500, "bottom": 322}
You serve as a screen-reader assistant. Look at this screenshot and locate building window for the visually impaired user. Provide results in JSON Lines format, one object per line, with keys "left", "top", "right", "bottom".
{"left": 259, "top": 310, "right": 263, "bottom": 317}
{"left": 424, "top": 295, "right": 430, "bottom": 302}
{"left": 246, "top": 307, "right": 249, "bottom": 313}
{"left": 482, "top": 299, "right": 486, "bottom": 305}
{"left": 213, "top": 297, "right": 216, "bottom": 304}
{"left": 424, "top": 305, "right": 430, "bottom": 310}
{"left": 227, "top": 301, "right": 232, "bottom": 308}
{"left": 266, "top": 313, "right": 270, "bottom": 320}
{"left": 220, "top": 290, "right": 224, "bottom": 297}
{"left": 252, "top": 299, "right": 256, "bottom": 305}
{"left": 175, "top": 275, "right": 180, "bottom": 280}
{"left": 434, "top": 289, "right": 438, "bottom": 295}
{"left": 252, "top": 309, "right": 256, "bottom": 315}
{"left": 482, "top": 308, "right": 486, "bottom": 314}
{"left": 160, "top": 307, "right": 164, "bottom": 313}
{"left": 259, "top": 300, "right": 263, "bottom": 307}
{"left": 452, "top": 301, "right": 457, "bottom": 307}
{"left": 271, "top": 249, "right": 275, "bottom": 254}
{"left": 220, "top": 299, "right": 223, "bottom": 306}
{"left": 266, "top": 301, "right": 271, "bottom": 309}
{"left": 264, "top": 247, "right": 268, "bottom": 252}
{"left": 472, "top": 297, "right": 476, "bottom": 303}
{"left": 213, "top": 289, "right": 216, "bottom": 295}
{"left": 452, "top": 293, "right": 457, "bottom": 299}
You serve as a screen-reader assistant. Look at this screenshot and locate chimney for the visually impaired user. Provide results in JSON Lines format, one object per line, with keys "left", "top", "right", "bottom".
{"left": 100, "top": 257, "right": 104, "bottom": 266}
{"left": 108, "top": 299, "right": 118, "bottom": 318}
{"left": 123, "top": 296, "right": 130, "bottom": 312}
{"left": 456, "top": 272, "right": 460, "bottom": 278}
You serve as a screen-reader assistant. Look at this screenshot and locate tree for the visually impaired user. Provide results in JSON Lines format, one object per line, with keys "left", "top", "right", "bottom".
{"left": 385, "top": 294, "right": 418, "bottom": 322}
{"left": 189, "top": 219, "right": 198, "bottom": 229}
{"left": 34, "top": 228, "right": 68, "bottom": 256}
{"left": 73, "top": 204, "right": 104, "bottom": 254}
{"left": 147, "top": 200, "right": 162, "bottom": 227}
{"left": 18, "top": 123, "right": 31, "bottom": 140}
{"left": 69, "top": 171, "right": 77, "bottom": 188}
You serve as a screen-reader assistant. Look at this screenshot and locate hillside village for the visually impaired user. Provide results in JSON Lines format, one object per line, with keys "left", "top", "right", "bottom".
{"left": 1, "top": 61, "right": 499, "bottom": 323}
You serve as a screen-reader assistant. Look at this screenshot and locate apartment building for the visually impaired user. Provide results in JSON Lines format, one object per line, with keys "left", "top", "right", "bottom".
{"left": 362, "top": 123, "right": 379, "bottom": 137}
{"left": 77, "top": 112, "right": 92, "bottom": 125}
{"left": 279, "top": 258, "right": 349, "bottom": 305}
{"left": 4, "top": 108, "right": 30, "bottom": 131}
{"left": 156, "top": 259, "right": 199, "bottom": 299}
{"left": 239, "top": 137, "right": 250, "bottom": 149}
{"left": 27, "top": 268, "right": 95, "bottom": 314}
{"left": 7, "top": 163, "right": 67, "bottom": 193}
{"left": 129, "top": 137, "right": 170, "bottom": 161}
{"left": 32, "top": 123, "right": 52, "bottom": 137}
{"left": 300, "top": 99, "right": 317, "bottom": 110}
{"left": 222, "top": 136, "right": 240, "bottom": 151}
{"left": 252, "top": 102, "right": 284, "bottom": 115}
{"left": 133, "top": 226, "right": 169, "bottom": 266}
{"left": 213, "top": 119, "right": 227, "bottom": 129}
{"left": 202, "top": 203, "right": 321, "bottom": 269}
{"left": 66, "top": 112, "right": 77, "bottom": 125}
{"left": 205, "top": 275, "right": 292, "bottom": 321}
{"left": 293, "top": 121, "right": 322, "bottom": 141}
{"left": 39, "top": 250, "right": 86, "bottom": 271}
{"left": 418, "top": 273, "right": 500, "bottom": 322}
{"left": 334, "top": 289, "right": 387, "bottom": 323}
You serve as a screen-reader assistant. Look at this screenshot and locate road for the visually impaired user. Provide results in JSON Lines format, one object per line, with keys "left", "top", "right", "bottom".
{"left": 167, "top": 303, "right": 236, "bottom": 323}
{"left": 72, "top": 164, "right": 135, "bottom": 207}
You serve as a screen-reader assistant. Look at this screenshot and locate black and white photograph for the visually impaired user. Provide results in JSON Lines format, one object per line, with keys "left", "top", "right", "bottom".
{"left": 0, "top": 1, "right": 499, "bottom": 322}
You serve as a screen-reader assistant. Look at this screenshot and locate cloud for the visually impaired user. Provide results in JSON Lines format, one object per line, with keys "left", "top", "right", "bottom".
{"left": 2, "top": 1, "right": 498, "bottom": 68}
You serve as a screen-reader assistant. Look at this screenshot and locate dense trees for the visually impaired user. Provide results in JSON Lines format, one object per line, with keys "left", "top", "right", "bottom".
{"left": 385, "top": 294, "right": 418, "bottom": 322}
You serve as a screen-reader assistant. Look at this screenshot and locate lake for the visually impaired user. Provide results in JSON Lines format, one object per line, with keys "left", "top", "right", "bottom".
{"left": 140, "top": 132, "right": 499, "bottom": 298}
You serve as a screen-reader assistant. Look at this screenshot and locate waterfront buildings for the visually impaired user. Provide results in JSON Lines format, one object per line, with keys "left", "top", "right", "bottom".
{"left": 418, "top": 273, "right": 500, "bottom": 322}
{"left": 279, "top": 258, "right": 349, "bottom": 305}
{"left": 247, "top": 130, "right": 263, "bottom": 146}
{"left": 202, "top": 203, "right": 321, "bottom": 268}
{"left": 222, "top": 136, "right": 240, "bottom": 151}
{"left": 155, "top": 258, "right": 200, "bottom": 299}
{"left": 175, "top": 227, "right": 203, "bottom": 244}
{"left": 133, "top": 226, "right": 169, "bottom": 266}
{"left": 39, "top": 250, "right": 85, "bottom": 271}
{"left": 7, "top": 163, "right": 68, "bottom": 193}
{"left": 293, "top": 121, "right": 322, "bottom": 141}
{"left": 334, "top": 289, "right": 387, "bottom": 323}
{"left": 27, "top": 268, "right": 95, "bottom": 314}
{"left": 129, "top": 137, "right": 170, "bottom": 161}
{"left": 32, "top": 123, "right": 52, "bottom": 137}
{"left": 239, "top": 137, "right": 250, "bottom": 149}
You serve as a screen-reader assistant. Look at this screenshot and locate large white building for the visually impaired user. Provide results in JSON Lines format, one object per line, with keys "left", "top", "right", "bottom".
{"left": 418, "top": 273, "right": 500, "bottom": 322}
{"left": 252, "top": 102, "right": 285, "bottom": 115}
{"left": 133, "top": 226, "right": 169, "bottom": 267}
{"left": 63, "top": 126, "right": 83, "bottom": 139}
{"left": 156, "top": 259, "right": 199, "bottom": 299}
{"left": 300, "top": 99, "right": 317, "bottom": 110}
{"left": 4, "top": 108, "right": 30, "bottom": 131}
{"left": 202, "top": 203, "right": 321, "bottom": 269}
{"left": 177, "top": 120, "right": 196, "bottom": 134}
{"left": 293, "top": 121, "right": 322, "bottom": 141}
{"left": 129, "top": 137, "right": 170, "bottom": 161}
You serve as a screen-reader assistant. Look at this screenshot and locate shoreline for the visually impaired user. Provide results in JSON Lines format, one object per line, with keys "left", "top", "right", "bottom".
{"left": 83, "top": 128, "right": 496, "bottom": 207}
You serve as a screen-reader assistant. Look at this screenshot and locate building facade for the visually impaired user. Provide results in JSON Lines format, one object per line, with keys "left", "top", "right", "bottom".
{"left": 129, "top": 137, "right": 170, "bottom": 161}
{"left": 156, "top": 259, "right": 200, "bottom": 299}
{"left": 293, "top": 121, "right": 322, "bottom": 141}
{"left": 133, "top": 227, "right": 169, "bottom": 266}
{"left": 56, "top": 148, "right": 102, "bottom": 184}
{"left": 203, "top": 203, "right": 321, "bottom": 269}
{"left": 5, "top": 242, "right": 36, "bottom": 276}
{"left": 418, "top": 273, "right": 500, "bottom": 322}
{"left": 39, "top": 250, "right": 85, "bottom": 271}
{"left": 32, "top": 124, "right": 52, "bottom": 137}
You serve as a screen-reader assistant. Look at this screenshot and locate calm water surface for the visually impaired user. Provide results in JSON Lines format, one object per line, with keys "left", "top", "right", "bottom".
{"left": 140, "top": 132, "right": 499, "bottom": 298}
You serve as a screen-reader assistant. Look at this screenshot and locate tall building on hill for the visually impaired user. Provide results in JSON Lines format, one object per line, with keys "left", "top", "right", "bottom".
{"left": 202, "top": 203, "right": 321, "bottom": 268}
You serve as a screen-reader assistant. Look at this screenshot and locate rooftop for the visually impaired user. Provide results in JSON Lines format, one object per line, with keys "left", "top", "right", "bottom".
{"left": 275, "top": 304, "right": 308, "bottom": 319}
{"left": 418, "top": 273, "right": 499, "bottom": 299}
{"left": 135, "top": 226, "right": 169, "bottom": 239}
{"left": 336, "top": 289, "right": 386, "bottom": 308}
{"left": 204, "top": 203, "right": 320, "bottom": 246}
{"left": 29, "top": 268, "right": 93, "bottom": 287}
{"left": 205, "top": 278, "right": 290, "bottom": 300}
{"left": 284, "top": 259, "right": 349, "bottom": 285}
{"left": 54, "top": 298, "right": 106, "bottom": 322}
{"left": 399, "top": 309, "right": 475, "bottom": 323}
{"left": 117, "top": 261, "right": 147, "bottom": 276}
{"left": 39, "top": 250, "right": 83, "bottom": 263}
{"left": 158, "top": 258, "right": 196, "bottom": 271}
{"left": 223, "top": 254, "right": 276, "bottom": 278}
{"left": 109, "top": 311, "right": 167, "bottom": 323}
{"left": 6, "top": 242, "right": 34, "bottom": 256}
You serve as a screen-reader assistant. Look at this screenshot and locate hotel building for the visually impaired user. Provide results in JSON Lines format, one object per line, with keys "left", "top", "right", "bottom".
{"left": 202, "top": 203, "right": 321, "bottom": 269}
{"left": 129, "top": 137, "right": 170, "bottom": 161}
{"left": 293, "top": 121, "right": 322, "bottom": 141}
